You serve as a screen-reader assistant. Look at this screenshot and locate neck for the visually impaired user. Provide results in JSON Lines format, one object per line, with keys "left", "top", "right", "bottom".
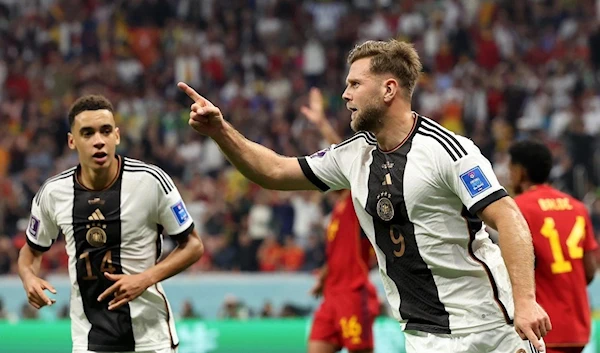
{"left": 374, "top": 101, "right": 415, "bottom": 151}
{"left": 79, "top": 156, "right": 120, "bottom": 190}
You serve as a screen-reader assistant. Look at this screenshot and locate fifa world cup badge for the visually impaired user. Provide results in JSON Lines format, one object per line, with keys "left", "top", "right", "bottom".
{"left": 376, "top": 192, "right": 394, "bottom": 221}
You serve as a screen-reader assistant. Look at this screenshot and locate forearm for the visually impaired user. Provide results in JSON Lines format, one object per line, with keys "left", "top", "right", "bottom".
{"left": 316, "top": 121, "right": 342, "bottom": 145}
{"left": 144, "top": 234, "right": 203, "bottom": 286}
{"left": 18, "top": 245, "right": 43, "bottom": 281}
{"left": 496, "top": 211, "right": 536, "bottom": 303}
{"left": 213, "top": 122, "right": 311, "bottom": 190}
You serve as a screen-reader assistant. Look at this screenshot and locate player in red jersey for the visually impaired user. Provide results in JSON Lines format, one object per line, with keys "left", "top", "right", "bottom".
{"left": 509, "top": 140, "right": 598, "bottom": 353}
{"left": 302, "top": 88, "right": 379, "bottom": 353}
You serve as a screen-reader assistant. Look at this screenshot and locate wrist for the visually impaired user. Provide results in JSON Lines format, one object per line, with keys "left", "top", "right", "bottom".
{"left": 514, "top": 293, "right": 536, "bottom": 306}
{"left": 141, "top": 271, "right": 157, "bottom": 288}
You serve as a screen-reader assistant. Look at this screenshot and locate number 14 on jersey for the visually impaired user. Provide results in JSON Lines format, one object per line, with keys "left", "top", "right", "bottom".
{"left": 540, "top": 216, "right": 585, "bottom": 274}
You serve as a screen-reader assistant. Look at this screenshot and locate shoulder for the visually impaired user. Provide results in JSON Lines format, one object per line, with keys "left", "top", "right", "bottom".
{"left": 34, "top": 166, "right": 77, "bottom": 206}
{"left": 332, "top": 131, "right": 377, "bottom": 152}
{"left": 413, "top": 116, "right": 474, "bottom": 163}
{"left": 122, "top": 157, "right": 176, "bottom": 194}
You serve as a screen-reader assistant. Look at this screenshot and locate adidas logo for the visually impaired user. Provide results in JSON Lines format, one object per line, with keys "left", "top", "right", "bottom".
{"left": 88, "top": 209, "right": 105, "bottom": 221}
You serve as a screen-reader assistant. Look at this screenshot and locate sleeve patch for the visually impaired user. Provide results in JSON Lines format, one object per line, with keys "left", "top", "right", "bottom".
{"left": 170, "top": 200, "right": 190, "bottom": 226}
{"left": 460, "top": 166, "right": 491, "bottom": 197}
{"left": 28, "top": 216, "right": 40, "bottom": 238}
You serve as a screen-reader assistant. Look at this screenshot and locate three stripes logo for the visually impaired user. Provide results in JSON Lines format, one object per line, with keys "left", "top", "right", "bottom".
{"left": 86, "top": 208, "right": 107, "bottom": 247}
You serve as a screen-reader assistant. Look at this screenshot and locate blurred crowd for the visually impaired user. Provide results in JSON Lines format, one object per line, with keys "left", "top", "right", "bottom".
{"left": 1, "top": 0, "right": 600, "bottom": 279}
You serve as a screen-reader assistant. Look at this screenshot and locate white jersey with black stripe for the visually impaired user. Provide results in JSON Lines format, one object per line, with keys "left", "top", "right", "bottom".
{"left": 299, "top": 113, "right": 514, "bottom": 334}
{"left": 26, "top": 156, "right": 193, "bottom": 352}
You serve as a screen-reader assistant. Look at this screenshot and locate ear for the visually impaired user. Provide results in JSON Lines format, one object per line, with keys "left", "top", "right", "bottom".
{"left": 114, "top": 127, "right": 121, "bottom": 146}
{"left": 67, "top": 132, "right": 76, "bottom": 150}
{"left": 383, "top": 78, "right": 399, "bottom": 103}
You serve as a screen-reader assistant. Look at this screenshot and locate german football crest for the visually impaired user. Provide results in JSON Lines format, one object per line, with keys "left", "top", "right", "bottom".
{"left": 86, "top": 208, "right": 107, "bottom": 247}
{"left": 376, "top": 192, "right": 394, "bottom": 221}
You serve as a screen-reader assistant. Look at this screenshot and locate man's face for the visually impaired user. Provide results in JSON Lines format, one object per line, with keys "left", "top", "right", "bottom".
{"left": 68, "top": 109, "right": 120, "bottom": 172}
{"left": 342, "top": 58, "right": 387, "bottom": 133}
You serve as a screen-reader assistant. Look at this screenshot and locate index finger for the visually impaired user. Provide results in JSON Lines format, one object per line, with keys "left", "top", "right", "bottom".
{"left": 98, "top": 282, "right": 119, "bottom": 302}
{"left": 41, "top": 280, "right": 56, "bottom": 294}
{"left": 177, "top": 82, "right": 210, "bottom": 106}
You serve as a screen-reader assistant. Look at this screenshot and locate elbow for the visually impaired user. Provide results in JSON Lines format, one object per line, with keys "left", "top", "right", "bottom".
{"left": 190, "top": 233, "right": 204, "bottom": 262}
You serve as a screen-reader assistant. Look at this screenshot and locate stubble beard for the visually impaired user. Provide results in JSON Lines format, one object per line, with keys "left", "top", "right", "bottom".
{"left": 350, "top": 102, "right": 386, "bottom": 133}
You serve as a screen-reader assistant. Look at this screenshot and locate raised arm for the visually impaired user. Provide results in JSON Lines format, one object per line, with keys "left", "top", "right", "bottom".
{"left": 300, "top": 87, "right": 343, "bottom": 145}
{"left": 178, "top": 82, "right": 318, "bottom": 191}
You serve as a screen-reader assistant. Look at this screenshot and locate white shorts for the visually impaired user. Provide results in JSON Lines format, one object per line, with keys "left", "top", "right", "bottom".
{"left": 404, "top": 324, "right": 545, "bottom": 353}
{"left": 75, "top": 348, "right": 178, "bottom": 353}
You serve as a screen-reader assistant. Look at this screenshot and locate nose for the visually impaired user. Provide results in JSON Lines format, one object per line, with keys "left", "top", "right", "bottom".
{"left": 342, "top": 88, "right": 351, "bottom": 102}
{"left": 92, "top": 132, "right": 105, "bottom": 148}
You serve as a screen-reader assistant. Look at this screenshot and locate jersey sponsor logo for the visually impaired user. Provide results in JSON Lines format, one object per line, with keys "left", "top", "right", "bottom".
{"left": 310, "top": 147, "right": 330, "bottom": 158}
{"left": 171, "top": 200, "right": 190, "bottom": 226}
{"left": 460, "top": 166, "right": 491, "bottom": 197}
{"left": 86, "top": 208, "right": 107, "bottom": 247}
{"left": 28, "top": 215, "right": 40, "bottom": 238}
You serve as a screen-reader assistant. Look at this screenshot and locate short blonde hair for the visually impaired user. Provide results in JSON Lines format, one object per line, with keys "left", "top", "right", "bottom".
{"left": 347, "top": 39, "right": 422, "bottom": 99}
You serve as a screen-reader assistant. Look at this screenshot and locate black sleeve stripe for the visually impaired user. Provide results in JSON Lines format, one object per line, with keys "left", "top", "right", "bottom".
{"left": 35, "top": 170, "right": 76, "bottom": 206}
{"left": 26, "top": 237, "right": 52, "bottom": 253}
{"left": 468, "top": 189, "right": 509, "bottom": 215}
{"left": 419, "top": 125, "right": 464, "bottom": 158}
{"left": 421, "top": 118, "right": 468, "bottom": 156}
{"left": 168, "top": 223, "right": 194, "bottom": 242}
{"left": 417, "top": 129, "right": 458, "bottom": 161}
{"left": 124, "top": 167, "right": 172, "bottom": 194}
{"left": 333, "top": 132, "right": 377, "bottom": 150}
{"left": 124, "top": 158, "right": 175, "bottom": 190}
{"left": 297, "top": 157, "right": 330, "bottom": 192}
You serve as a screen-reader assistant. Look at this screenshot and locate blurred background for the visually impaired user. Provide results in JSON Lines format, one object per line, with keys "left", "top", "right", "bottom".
{"left": 0, "top": 0, "right": 600, "bottom": 352}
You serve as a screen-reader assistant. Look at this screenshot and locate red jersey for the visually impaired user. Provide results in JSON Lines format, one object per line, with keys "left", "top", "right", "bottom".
{"left": 515, "top": 185, "right": 598, "bottom": 346}
{"left": 323, "top": 192, "right": 374, "bottom": 297}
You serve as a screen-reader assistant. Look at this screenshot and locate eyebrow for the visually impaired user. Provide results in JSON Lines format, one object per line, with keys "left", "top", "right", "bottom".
{"left": 79, "top": 124, "right": 113, "bottom": 134}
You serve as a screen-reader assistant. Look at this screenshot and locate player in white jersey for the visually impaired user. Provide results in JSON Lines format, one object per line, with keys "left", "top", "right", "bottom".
{"left": 17, "top": 95, "right": 204, "bottom": 353}
{"left": 178, "top": 38, "right": 551, "bottom": 353}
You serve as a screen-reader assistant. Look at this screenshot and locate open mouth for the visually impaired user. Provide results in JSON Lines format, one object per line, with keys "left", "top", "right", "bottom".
{"left": 92, "top": 152, "right": 108, "bottom": 163}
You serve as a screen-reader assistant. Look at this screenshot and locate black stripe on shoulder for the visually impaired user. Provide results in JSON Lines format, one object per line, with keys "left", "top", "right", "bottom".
{"left": 419, "top": 124, "right": 464, "bottom": 159}
{"left": 297, "top": 157, "right": 330, "bottom": 192}
{"left": 124, "top": 158, "right": 175, "bottom": 191}
{"left": 364, "top": 131, "right": 377, "bottom": 143}
{"left": 124, "top": 158, "right": 175, "bottom": 190}
{"left": 35, "top": 168, "right": 76, "bottom": 205}
{"left": 333, "top": 132, "right": 377, "bottom": 150}
{"left": 421, "top": 118, "right": 468, "bottom": 156}
{"left": 124, "top": 167, "right": 172, "bottom": 194}
{"left": 417, "top": 129, "right": 458, "bottom": 162}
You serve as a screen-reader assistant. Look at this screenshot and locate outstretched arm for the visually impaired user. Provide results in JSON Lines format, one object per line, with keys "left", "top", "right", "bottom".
{"left": 178, "top": 82, "right": 318, "bottom": 191}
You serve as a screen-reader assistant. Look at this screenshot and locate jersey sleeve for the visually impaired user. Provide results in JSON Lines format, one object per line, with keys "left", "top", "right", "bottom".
{"left": 298, "top": 137, "right": 363, "bottom": 192}
{"left": 438, "top": 136, "right": 508, "bottom": 215}
{"left": 156, "top": 169, "right": 195, "bottom": 241}
{"left": 26, "top": 187, "right": 60, "bottom": 252}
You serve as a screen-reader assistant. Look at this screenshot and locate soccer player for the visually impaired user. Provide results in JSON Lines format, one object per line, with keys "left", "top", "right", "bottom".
{"left": 301, "top": 87, "right": 379, "bottom": 353}
{"left": 509, "top": 140, "right": 598, "bottom": 353}
{"left": 179, "top": 39, "right": 551, "bottom": 353}
{"left": 18, "top": 95, "right": 204, "bottom": 353}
